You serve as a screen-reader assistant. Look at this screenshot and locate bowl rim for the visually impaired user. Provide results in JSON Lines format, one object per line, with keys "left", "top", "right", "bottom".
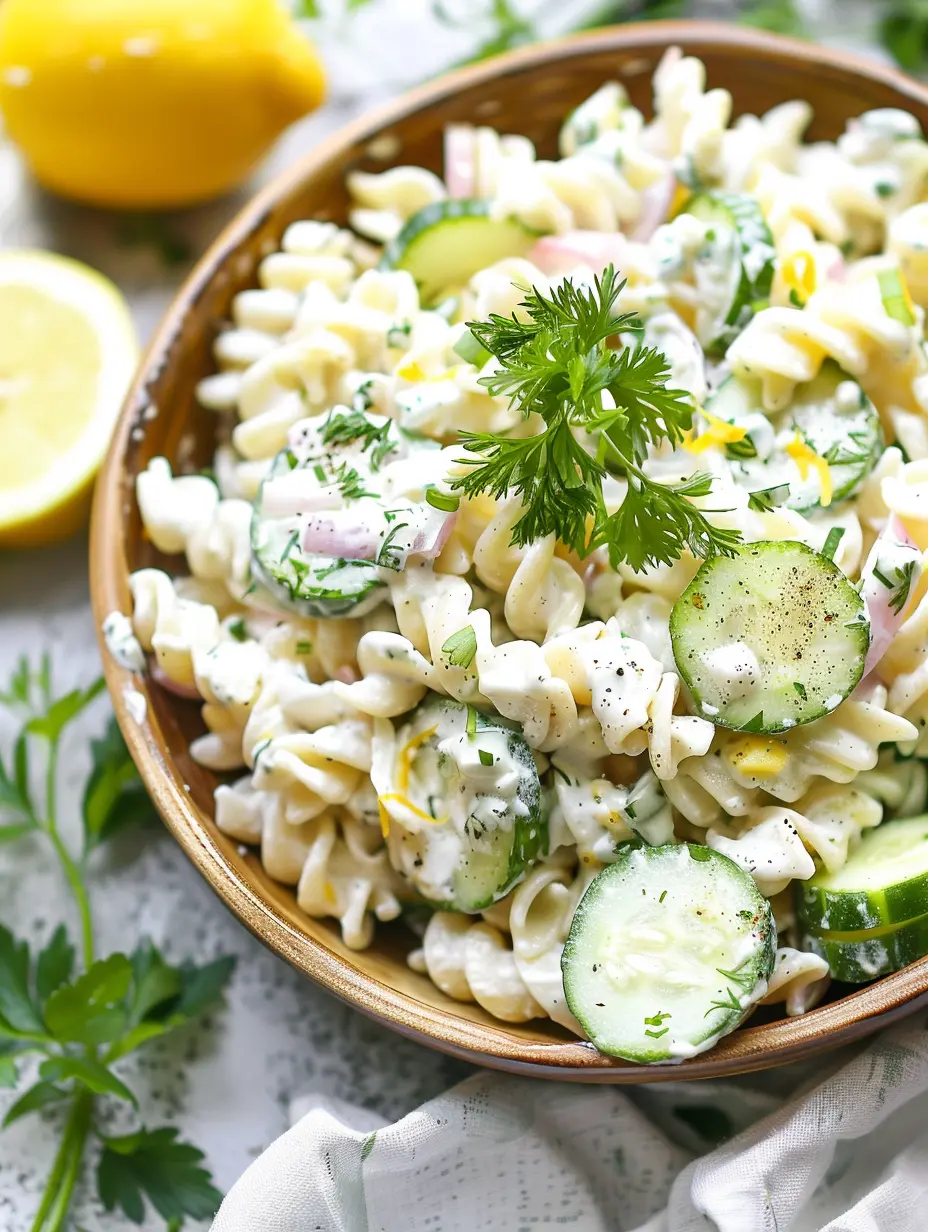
{"left": 91, "top": 19, "right": 928, "bottom": 1081}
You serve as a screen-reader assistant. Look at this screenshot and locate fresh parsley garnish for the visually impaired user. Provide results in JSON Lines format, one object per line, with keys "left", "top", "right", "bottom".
{"left": 441, "top": 625, "right": 478, "bottom": 669}
{"left": 451, "top": 267, "right": 742, "bottom": 572}
{"left": 0, "top": 658, "right": 231, "bottom": 1228}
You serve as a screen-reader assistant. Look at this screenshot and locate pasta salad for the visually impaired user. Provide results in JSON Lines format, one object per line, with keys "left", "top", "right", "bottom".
{"left": 107, "top": 47, "right": 928, "bottom": 1063}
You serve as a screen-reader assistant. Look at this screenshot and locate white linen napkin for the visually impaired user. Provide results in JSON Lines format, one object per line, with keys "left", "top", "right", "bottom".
{"left": 212, "top": 1013, "right": 928, "bottom": 1231}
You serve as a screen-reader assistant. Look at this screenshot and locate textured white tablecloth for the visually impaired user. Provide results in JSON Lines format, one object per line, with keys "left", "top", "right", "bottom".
{"left": 213, "top": 1015, "right": 928, "bottom": 1231}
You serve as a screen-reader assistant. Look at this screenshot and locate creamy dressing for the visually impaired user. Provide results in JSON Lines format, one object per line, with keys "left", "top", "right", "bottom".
{"left": 102, "top": 611, "right": 145, "bottom": 671}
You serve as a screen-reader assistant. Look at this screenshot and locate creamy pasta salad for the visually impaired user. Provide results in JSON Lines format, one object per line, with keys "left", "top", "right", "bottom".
{"left": 107, "top": 47, "right": 928, "bottom": 1063}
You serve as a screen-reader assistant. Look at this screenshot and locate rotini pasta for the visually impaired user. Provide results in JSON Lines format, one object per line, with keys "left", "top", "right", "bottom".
{"left": 106, "top": 48, "right": 928, "bottom": 1066}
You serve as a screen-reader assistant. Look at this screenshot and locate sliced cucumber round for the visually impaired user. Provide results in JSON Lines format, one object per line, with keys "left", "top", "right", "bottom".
{"left": 707, "top": 362, "right": 883, "bottom": 512}
{"left": 802, "top": 912, "right": 928, "bottom": 983}
{"left": 670, "top": 541, "right": 869, "bottom": 734}
{"left": 681, "top": 191, "right": 775, "bottom": 354}
{"left": 797, "top": 814, "right": 928, "bottom": 933}
{"left": 251, "top": 443, "right": 387, "bottom": 618}
{"left": 379, "top": 200, "right": 540, "bottom": 304}
{"left": 381, "top": 697, "right": 545, "bottom": 912}
{"left": 561, "top": 844, "right": 775, "bottom": 1063}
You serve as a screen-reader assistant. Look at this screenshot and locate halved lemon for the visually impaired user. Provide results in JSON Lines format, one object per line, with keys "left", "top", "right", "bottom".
{"left": 0, "top": 250, "right": 138, "bottom": 548}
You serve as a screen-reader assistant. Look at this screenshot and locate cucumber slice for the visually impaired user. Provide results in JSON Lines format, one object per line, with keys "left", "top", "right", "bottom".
{"left": 707, "top": 362, "right": 883, "bottom": 512}
{"left": 561, "top": 844, "right": 775, "bottom": 1063}
{"left": 802, "top": 912, "right": 928, "bottom": 983}
{"left": 670, "top": 541, "right": 869, "bottom": 734}
{"left": 797, "top": 814, "right": 928, "bottom": 933}
{"left": 381, "top": 697, "right": 545, "bottom": 912}
{"left": 379, "top": 200, "right": 539, "bottom": 304}
{"left": 251, "top": 441, "right": 387, "bottom": 619}
{"left": 681, "top": 191, "right": 775, "bottom": 353}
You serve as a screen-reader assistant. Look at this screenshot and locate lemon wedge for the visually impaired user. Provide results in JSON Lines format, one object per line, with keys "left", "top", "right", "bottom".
{"left": 0, "top": 250, "right": 138, "bottom": 548}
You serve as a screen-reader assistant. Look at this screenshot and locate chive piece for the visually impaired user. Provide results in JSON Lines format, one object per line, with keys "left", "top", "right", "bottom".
{"left": 478, "top": 749, "right": 493, "bottom": 767}
{"left": 453, "top": 327, "right": 492, "bottom": 368}
{"left": 425, "top": 487, "right": 461, "bottom": 513}
{"left": 313, "top": 463, "right": 327, "bottom": 484}
{"left": 747, "top": 483, "right": 790, "bottom": 512}
{"left": 821, "top": 526, "right": 845, "bottom": 561}
{"left": 295, "top": 639, "right": 313, "bottom": 654}
{"left": 466, "top": 705, "right": 477, "bottom": 738}
{"left": 659, "top": 890, "right": 667, "bottom": 903}
{"left": 280, "top": 530, "right": 300, "bottom": 563}
{"left": 285, "top": 448, "right": 299, "bottom": 471}
{"left": 441, "top": 625, "right": 477, "bottom": 669}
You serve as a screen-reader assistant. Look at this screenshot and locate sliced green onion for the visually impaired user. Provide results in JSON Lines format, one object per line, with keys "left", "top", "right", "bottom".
{"left": 453, "top": 328, "right": 492, "bottom": 368}
{"left": 878, "top": 267, "right": 916, "bottom": 326}
{"left": 478, "top": 748, "right": 494, "bottom": 766}
{"left": 425, "top": 487, "right": 461, "bottom": 513}
{"left": 466, "top": 705, "right": 478, "bottom": 737}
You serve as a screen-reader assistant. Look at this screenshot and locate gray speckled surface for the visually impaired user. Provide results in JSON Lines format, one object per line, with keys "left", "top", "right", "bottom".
{"left": 0, "top": 3, "right": 885, "bottom": 1225}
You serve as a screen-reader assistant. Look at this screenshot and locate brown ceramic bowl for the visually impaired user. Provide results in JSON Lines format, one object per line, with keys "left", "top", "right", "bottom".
{"left": 91, "top": 21, "right": 928, "bottom": 1080}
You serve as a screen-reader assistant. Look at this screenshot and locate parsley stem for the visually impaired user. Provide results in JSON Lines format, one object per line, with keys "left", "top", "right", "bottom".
{"left": 29, "top": 1091, "right": 92, "bottom": 1232}
{"left": 41, "top": 740, "right": 94, "bottom": 969}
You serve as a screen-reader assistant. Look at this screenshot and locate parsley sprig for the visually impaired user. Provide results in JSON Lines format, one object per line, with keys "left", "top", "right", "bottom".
{"left": 452, "top": 268, "right": 742, "bottom": 572}
{"left": 0, "top": 656, "right": 231, "bottom": 1229}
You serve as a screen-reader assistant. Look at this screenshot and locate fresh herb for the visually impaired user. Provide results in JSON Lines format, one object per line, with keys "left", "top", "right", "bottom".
{"left": 644, "top": 1026, "right": 670, "bottom": 1039}
{"left": 441, "top": 626, "right": 478, "bottom": 669}
{"left": 793, "top": 681, "right": 807, "bottom": 700}
{"left": 625, "top": 803, "right": 637, "bottom": 820}
{"left": 227, "top": 618, "right": 248, "bottom": 643}
{"left": 320, "top": 409, "right": 396, "bottom": 471}
{"left": 452, "top": 267, "right": 741, "bottom": 573}
{"left": 313, "top": 463, "right": 327, "bottom": 484}
{"left": 335, "top": 462, "right": 379, "bottom": 502}
{"left": 739, "top": 711, "right": 766, "bottom": 733}
{"left": 821, "top": 526, "right": 845, "bottom": 562}
{"left": 280, "top": 530, "right": 300, "bottom": 563}
{"left": 704, "top": 986, "right": 743, "bottom": 1017}
{"left": 873, "top": 557, "right": 918, "bottom": 615}
{"left": 0, "top": 658, "right": 231, "bottom": 1229}
{"left": 377, "top": 522, "right": 409, "bottom": 571}
{"left": 295, "top": 639, "right": 313, "bottom": 655}
{"left": 643, "top": 1010, "right": 671, "bottom": 1026}
{"left": 881, "top": 2, "right": 928, "bottom": 73}
{"left": 478, "top": 749, "right": 494, "bottom": 767}
{"left": 466, "top": 706, "right": 478, "bottom": 738}
{"left": 737, "top": 0, "right": 807, "bottom": 36}
{"left": 659, "top": 889, "right": 667, "bottom": 903}
{"left": 284, "top": 448, "right": 299, "bottom": 471}
{"left": 747, "top": 483, "right": 790, "bottom": 512}
{"left": 425, "top": 487, "right": 461, "bottom": 513}
{"left": 386, "top": 321, "right": 412, "bottom": 348}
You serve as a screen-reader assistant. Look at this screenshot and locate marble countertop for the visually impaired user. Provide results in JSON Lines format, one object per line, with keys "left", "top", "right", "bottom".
{"left": 0, "top": 3, "right": 889, "bottom": 1225}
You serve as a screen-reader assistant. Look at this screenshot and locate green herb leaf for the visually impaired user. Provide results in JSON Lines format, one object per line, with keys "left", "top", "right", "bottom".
{"left": 82, "top": 717, "right": 153, "bottom": 853}
{"left": 821, "top": 526, "right": 845, "bottom": 562}
{"left": 0, "top": 925, "right": 43, "bottom": 1035}
{"left": 747, "top": 483, "right": 790, "bottom": 512}
{"left": 2, "top": 1080, "right": 67, "bottom": 1128}
{"left": 27, "top": 678, "right": 105, "bottom": 744}
{"left": 793, "top": 681, "right": 807, "bottom": 701}
{"left": 44, "top": 954, "right": 132, "bottom": 1046}
{"left": 97, "top": 1127, "right": 223, "bottom": 1225}
{"left": 227, "top": 618, "right": 248, "bottom": 643}
{"left": 0, "top": 822, "right": 35, "bottom": 844}
{"left": 127, "top": 941, "right": 184, "bottom": 1025}
{"left": 478, "top": 749, "right": 494, "bottom": 767}
{"left": 38, "top": 1056, "right": 137, "bottom": 1106}
{"left": 453, "top": 266, "right": 742, "bottom": 572}
{"left": 35, "top": 926, "right": 75, "bottom": 1005}
{"left": 441, "top": 625, "right": 478, "bottom": 669}
{"left": 0, "top": 1053, "right": 18, "bottom": 1088}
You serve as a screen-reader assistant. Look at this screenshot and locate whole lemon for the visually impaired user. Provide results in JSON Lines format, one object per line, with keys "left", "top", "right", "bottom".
{"left": 0, "top": 0, "right": 325, "bottom": 209}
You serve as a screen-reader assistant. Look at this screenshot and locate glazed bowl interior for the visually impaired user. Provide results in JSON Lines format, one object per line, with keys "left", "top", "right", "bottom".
{"left": 91, "top": 21, "right": 928, "bottom": 1080}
